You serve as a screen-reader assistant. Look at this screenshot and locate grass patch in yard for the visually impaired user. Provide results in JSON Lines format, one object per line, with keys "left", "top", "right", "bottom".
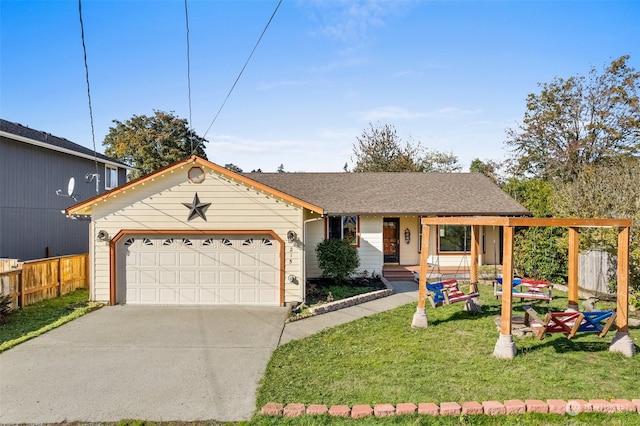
{"left": 257, "top": 283, "right": 640, "bottom": 412}
{"left": 251, "top": 413, "right": 640, "bottom": 425}
{"left": 0, "top": 289, "right": 102, "bottom": 352}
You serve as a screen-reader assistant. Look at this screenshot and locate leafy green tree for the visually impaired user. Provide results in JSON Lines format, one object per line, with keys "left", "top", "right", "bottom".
{"left": 552, "top": 156, "right": 640, "bottom": 291}
{"left": 315, "top": 238, "right": 360, "bottom": 282}
{"left": 351, "top": 122, "right": 460, "bottom": 172}
{"left": 469, "top": 158, "right": 501, "bottom": 184}
{"left": 351, "top": 123, "right": 421, "bottom": 172}
{"left": 420, "top": 150, "right": 461, "bottom": 173}
{"left": 506, "top": 55, "right": 640, "bottom": 182}
{"left": 502, "top": 177, "right": 568, "bottom": 283}
{"left": 224, "top": 163, "right": 243, "bottom": 173}
{"left": 277, "top": 164, "right": 285, "bottom": 173}
{"left": 103, "top": 110, "right": 208, "bottom": 179}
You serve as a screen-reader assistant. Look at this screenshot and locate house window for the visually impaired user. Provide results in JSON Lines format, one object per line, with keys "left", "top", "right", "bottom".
{"left": 438, "top": 225, "right": 471, "bottom": 252}
{"left": 327, "top": 215, "right": 358, "bottom": 245}
{"left": 105, "top": 165, "right": 118, "bottom": 190}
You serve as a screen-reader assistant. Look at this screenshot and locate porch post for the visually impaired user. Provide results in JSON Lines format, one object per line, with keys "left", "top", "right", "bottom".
{"left": 567, "top": 227, "right": 580, "bottom": 311}
{"left": 412, "top": 221, "right": 430, "bottom": 328}
{"left": 610, "top": 226, "right": 635, "bottom": 357}
{"left": 494, "top": 225, "right": 516, "bottom": 359}
{"left": 470, "top": 225, "right": 480, "bottom": 286}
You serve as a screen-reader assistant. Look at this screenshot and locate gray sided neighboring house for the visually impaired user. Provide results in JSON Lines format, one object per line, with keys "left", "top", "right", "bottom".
{"left": 0, "top": 119, "right": 131, "bottom": 261}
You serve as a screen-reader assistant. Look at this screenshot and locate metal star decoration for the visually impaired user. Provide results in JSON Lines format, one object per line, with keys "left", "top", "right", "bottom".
{"left": 182, "top": 193, "right": 211, "bottom": 221}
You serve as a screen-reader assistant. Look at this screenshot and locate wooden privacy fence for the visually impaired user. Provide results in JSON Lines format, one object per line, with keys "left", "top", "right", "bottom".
{"left": 0, "top": 254, "right": 89, "bottom": 309}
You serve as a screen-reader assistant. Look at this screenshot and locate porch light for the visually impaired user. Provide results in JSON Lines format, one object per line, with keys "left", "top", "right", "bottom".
{"left": 404, "top": 228, "right": 411, "bottom": 244}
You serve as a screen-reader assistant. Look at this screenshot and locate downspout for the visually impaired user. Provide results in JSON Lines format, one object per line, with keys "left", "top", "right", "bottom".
{"left": 302, "top": 216, "right": 324, "bottom": 304}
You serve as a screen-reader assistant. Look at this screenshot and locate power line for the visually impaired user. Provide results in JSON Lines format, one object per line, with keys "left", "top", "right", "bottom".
{"left": 201, "top": 0, "right": 283, "bottom": 140}
{"left": 184, "top": 0, "right": 194, "bottom": 153}
{"left": 78, "top": 0, "right": 100, "bottom": 192}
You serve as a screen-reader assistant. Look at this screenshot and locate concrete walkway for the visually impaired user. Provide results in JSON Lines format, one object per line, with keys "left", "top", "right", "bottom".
{"left": 280, "top": 280, "right": 418, "bottom": 345}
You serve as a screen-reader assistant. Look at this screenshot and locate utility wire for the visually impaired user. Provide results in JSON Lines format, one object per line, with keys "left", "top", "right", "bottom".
{"left": 201, "top": 0, "right": 283, "bottom": 140}
{"left": 184, "top": 0, "right": 194, "bottom": 153}
{"left": 78, "top": 0, "right": 100, "bottom": 193}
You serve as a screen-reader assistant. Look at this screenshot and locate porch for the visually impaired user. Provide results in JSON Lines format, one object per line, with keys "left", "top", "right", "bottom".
{"left": 382, "top": 264, "right": 471, "bottom": 282}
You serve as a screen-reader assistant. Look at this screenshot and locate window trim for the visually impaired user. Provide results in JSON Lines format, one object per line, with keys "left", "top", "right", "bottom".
{"left": 105, "top": 165, "right": 118, "bottom": 190}
{"left": 325, "top": 215, "right": 360, "bottom": 247}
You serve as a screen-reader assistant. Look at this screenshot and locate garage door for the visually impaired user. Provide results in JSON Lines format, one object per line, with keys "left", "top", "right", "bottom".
{"left": 116, "top": 234, "right": 280, "bottom": 305}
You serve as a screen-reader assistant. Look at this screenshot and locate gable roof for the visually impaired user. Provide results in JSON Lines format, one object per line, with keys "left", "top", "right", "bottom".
{"left": 66, "top": 156, "right": 324, "bottom": 216}
{"left": 245, "top": 172, "right": 530, "bottom": 216}
{"left": 0, "top": 119, "right": 132, "bottom": 169}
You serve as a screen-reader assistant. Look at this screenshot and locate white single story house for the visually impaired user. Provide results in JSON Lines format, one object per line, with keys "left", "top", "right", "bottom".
{"left": 66, "top": 155, "right": 529, "bottom": 307}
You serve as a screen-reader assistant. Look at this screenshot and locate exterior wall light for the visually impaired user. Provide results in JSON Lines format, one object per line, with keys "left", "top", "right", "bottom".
{"left": 404, "top": 228, "right": 411, "bottom": 244}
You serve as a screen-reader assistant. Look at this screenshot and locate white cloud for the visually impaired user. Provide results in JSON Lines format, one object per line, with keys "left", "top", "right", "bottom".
{"left": 354, "top": 105, "right": 483, "bottom": 122}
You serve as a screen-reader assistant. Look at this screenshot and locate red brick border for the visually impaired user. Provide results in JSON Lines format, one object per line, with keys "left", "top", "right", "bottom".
{"left": 261, "top": 398, "right": 640, "bottom": 418}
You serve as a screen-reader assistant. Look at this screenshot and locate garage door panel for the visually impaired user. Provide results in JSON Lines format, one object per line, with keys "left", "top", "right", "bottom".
{"left": 239, "top": 253, "right": 257, "bottom": 267}
{"left": 140, "top": 288, "right": 160, "bottom": 303}
{"left": 259, "top": 289, "right": 277, "bottom": 304}
{"left": 179, "top": 252, "right": 197, "bottom": 267}
{"left": 198, "top": 289, "right": 216, "bottom": 304}
{"left": 159, "top": 270, "right": 177, "bottom": 285}
{"left": 139, "top": 252, "right": 157, "bottom": 267}
{"left": 239, "top": 289, "right": 257, "bottom": 304}
{"left": 219, "top": 253, "right": 237, "bottom": 267}
{"left": 178, "top": 289, "right": 197, "bottom": 304}
{"left": 199, "top": 253, "right": 217, "bottom": 267}
{"left": 140, "top": 270, "right": 158, "bottom": 285}
{"left": 118, "top": 234, "right": 280, "bottom": 305}
{"left": 199, "top": 270, "right": 216, "bottom": 284}
{"left": 179, "top": 271, "right": 196, "bottom": 285}
{"left": 159, "top": 252, "right": 177, "bottom": 266}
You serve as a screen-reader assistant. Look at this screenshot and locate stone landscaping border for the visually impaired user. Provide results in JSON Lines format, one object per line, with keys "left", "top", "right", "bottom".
{"left": 261, "top": 398, "right": 640, "bottom": 418}
{"left": 308, "top": 288, "right": 394, "bottom": 315}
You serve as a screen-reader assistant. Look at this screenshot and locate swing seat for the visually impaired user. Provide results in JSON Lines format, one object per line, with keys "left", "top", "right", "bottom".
{"left": 494, "top": 277, "right": 552, "bottom": 301}
{"left": 524, "top": 307, "right": 616, "bottom": 340}
{"left": 427, "top": 279, "right": 479, "bottom": 308}
{"left": 571, "top": 310, "right": 617, "bottom": 338}
{"left": 524, "top": 307, "right": 581, "bottom": 340}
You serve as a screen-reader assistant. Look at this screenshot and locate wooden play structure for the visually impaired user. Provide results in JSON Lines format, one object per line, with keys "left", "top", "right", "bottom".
{"left": 524, "top": 306, "right": 616, "bottom": 340}
{"left": 493, "top": 277, "right": 553, "bottom": 302}
{"left": 426, "top": 279, "right": 480, "bottom": 311}
{"left": 411, "top": 216, "right": 635, "bottom": 359}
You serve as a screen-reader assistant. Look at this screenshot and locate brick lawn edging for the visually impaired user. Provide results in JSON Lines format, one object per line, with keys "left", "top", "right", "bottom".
{"left": 261, "top": 398, "right": 640, "bottom": 418}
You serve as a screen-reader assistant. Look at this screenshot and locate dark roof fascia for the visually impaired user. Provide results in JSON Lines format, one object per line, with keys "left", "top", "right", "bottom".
{"left": 0, "top": 119, "right": 133, "bottom": 170}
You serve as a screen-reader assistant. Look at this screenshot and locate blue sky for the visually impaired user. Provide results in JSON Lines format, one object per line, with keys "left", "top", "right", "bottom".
{"left": 2, "top": 0, "right": 639, "bottom": 172}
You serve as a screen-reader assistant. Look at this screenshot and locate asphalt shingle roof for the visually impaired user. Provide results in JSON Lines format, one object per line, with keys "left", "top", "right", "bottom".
{"left": 245, "top": 172, "right": 530, "bottom": 216}
{"left": 0, "top": 119, "right": 128, "bottom": 166}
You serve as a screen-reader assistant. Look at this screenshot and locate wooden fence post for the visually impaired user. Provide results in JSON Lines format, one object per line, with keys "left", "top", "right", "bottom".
{"left": 18, "top": 271, "right": 24, "bottom": 309}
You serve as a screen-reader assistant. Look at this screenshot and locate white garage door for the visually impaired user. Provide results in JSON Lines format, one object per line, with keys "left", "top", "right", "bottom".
{"left": 117, "top": 234, "right": 280, "bottom": 305}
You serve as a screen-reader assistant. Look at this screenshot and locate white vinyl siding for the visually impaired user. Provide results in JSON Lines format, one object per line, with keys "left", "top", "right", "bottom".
{"left": 357, "top": 216, "right": 383, "bottom": 275}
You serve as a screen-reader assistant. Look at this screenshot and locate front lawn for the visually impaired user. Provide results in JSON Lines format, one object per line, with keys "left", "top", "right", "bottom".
{"left": 0, "top": 289, "right": 101, "bottom": 352}
{"left": 257, "top": 284, "right": 640, "bottom": 422}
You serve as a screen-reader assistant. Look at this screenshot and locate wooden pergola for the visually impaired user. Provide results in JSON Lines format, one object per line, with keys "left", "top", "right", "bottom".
{"left": 412, "top": 216, "right": 636, "bottom": 358}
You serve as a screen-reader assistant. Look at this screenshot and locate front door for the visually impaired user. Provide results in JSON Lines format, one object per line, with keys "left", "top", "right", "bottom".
{"left": 383, "top": 218, "right": 400, "bottom": 263}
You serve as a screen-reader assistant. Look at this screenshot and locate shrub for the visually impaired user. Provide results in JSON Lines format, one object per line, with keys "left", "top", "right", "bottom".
{"left": 315, "top": 238, "right": 360, "bottom": 283}
{"left": 0, "top": 294, "right": 12, "bottom": 325}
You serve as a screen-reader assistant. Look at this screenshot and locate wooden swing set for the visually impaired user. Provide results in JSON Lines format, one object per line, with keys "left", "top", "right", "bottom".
{"left": 411, "top": 216, "right": 635, "bottom": 359}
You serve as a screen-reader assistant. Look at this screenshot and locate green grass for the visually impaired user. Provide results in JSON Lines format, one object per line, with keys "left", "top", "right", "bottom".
{"left": 256, "top": 283, "right": 640, "bottom": 422}
{"left": 250, "top": 413, "right": 640, "bottom": 425}
{"left": 0, "top": 288, "right": 102, "bottom": 352}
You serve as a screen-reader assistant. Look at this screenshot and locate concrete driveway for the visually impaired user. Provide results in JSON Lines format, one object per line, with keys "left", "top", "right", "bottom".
{"left": 0, "top": 305, "right": 288, "bottom": 423}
